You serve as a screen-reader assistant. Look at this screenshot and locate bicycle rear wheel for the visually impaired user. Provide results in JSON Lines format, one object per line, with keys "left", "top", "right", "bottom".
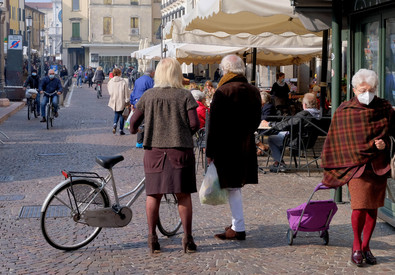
{"left": 41, "top": 180, "right": 110, "bottom": 250}
{"left": 157, "top": 194, "right": 182, "bottom": 236}
{"left": 27, "top": 100, "right": 31, "bottom": 120}
{"left": 33, "top": 101, "right": 38, "bottom": 118}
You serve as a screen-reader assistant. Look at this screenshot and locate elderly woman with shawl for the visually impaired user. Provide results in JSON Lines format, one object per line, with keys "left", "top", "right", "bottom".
{"left": 321, "top": 69, "right": 395, "bottom": 267}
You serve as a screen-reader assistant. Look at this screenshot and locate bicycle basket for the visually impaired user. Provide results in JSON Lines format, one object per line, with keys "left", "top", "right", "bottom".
{"left": 26, "top": 89, "right": 38, "bottom": 99}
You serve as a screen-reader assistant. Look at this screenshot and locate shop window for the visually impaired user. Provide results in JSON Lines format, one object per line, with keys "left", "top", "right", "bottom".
{"left": 362, "top": 21, "right": 379, "bottom": 73}
{"left": 103, "top": 17, "right": 112, "bottom": 35}
{"left": 131, "top": 0, "right": 139, "bottom": 5}
{"left": 385, "top": 18, "right": 395, "bottom": 106}
{"left": 72, "top": 0, "right": 80, "bottom": 11}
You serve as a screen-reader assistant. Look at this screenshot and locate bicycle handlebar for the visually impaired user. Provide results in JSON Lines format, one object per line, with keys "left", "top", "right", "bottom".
{"left": 43, "top": 91, "right": 58, "bottom": 97}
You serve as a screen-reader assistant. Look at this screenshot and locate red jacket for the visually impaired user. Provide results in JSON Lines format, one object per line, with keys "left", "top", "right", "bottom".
{"left": 196, "top": 101, "right": 209, "bottom": 129}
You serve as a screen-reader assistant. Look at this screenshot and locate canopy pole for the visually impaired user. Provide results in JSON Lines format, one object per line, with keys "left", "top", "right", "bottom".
{"left": 331, "top": 0, "right": 343, "bottom": 203}
{"left": 251, "top": 48, "right": 257, "bottom": 86}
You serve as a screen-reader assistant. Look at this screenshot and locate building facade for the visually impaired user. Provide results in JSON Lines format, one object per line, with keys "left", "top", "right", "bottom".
{"left": 62, "top": 0, "right": 161, "bottom": 74}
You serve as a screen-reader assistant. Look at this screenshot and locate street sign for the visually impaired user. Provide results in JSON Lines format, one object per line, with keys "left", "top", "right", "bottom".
{"left": 8, "top": 35, "right": 23, "bottom": 50}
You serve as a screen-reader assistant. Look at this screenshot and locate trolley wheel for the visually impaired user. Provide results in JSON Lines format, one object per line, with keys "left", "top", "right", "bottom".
{"left": 286, "top": 228, "right": 294, "bottom": 245}
{"left": 321, "top": 230, "right": 329, "bottom": 245}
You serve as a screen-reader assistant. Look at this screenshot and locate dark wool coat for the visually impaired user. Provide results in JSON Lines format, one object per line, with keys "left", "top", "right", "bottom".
{"left": 206, "top": 76, "right": 261, "bottom": 188}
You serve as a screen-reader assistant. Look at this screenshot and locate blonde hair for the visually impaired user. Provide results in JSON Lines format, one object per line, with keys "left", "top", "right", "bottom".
{"left": 260, "top": 91, "right": 271, "bottom": 104}
{"left": 97, "top": 66, "right": 103, "bottom": 71}
{"left": 113, "top": 68, "right": 122, "bottom": 76}
{"left": 154, "top": 58, "right": 184, "bottom": 88}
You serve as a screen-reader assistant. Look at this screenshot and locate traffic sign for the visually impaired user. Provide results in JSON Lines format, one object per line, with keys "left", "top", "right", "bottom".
{"left": 8, "top": 35, "right": 23, "bottom": 50}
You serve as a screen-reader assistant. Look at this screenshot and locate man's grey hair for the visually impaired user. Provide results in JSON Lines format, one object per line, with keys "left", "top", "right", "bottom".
{"left": 144, "top": 68, "right": 155, "bottom": 75}
{"left": 303, "top": 93, "right": 317, "bottom": 109}
{"left": 220, "top": 54, "right": 245, "bottom": 75}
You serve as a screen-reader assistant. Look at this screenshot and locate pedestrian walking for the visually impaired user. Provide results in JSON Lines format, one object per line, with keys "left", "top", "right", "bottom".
{"left": 87, "top": 67, "right": 94, "bottom": 88}
{"left": 130, "top": 68, "right": 155, "bottom": 148}
{"left": 321, "top": 69, "right": 395, "bottom": 267}
{"left": 271, "top": 72, "right": 290, "bottom": 115}
{"left": 76, "top": 67, "right": 83, "bottom": 88}
{"left": 205, "top": 54, "right": 261, "bottom": 240}
{"left": 107, "top": 68, "right": 130, "bottom": 135}
{"left": 129, "top": 57, "right": 199, "bottom": 254}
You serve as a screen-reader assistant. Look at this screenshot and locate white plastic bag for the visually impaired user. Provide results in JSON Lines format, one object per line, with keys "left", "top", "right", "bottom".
{"left": 199, "top": 163, "right": 228, "bottom": 205}
{"left": 124, "top": 109, "right": 134, "bottom": 129}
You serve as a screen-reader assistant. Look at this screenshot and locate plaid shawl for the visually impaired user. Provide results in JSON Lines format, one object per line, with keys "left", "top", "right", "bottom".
{"left": 321, "top": 96, "right": 393, "bottom": 186}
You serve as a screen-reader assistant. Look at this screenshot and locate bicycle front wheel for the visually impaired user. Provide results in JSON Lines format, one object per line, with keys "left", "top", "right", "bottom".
{"left": 45, "top": 104, "right": 50, "bottom": 129}
{"left": 41, "top": 180, "right": 110, "bottom": 250}
{"left": 157, "top": 194, "right": 182, "bottom": 236}
{"left": 33, "top": 101, "right": 38, "bottom": 118}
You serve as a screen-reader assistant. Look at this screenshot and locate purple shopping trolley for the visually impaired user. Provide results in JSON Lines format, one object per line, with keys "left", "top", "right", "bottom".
{"left": 286, "top": 183, "right": 338, "bottom": 245}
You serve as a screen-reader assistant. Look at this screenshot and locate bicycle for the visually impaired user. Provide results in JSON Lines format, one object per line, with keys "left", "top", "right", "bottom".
{"left": 26, "top": 89, "right": 38, "bottom": 120}
{"left": 40, "top": 155, "right": 182, "bottom": 251}
{"left": 96, "top": 81, "right": 102, "bottom": 98}
{"left": 44, "top": 91, "right": 57, "bottom": 130}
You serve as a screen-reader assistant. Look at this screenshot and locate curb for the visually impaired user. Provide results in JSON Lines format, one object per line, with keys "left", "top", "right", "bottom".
{"left": 0, "top": 102, "right": 25, "bottom": 125}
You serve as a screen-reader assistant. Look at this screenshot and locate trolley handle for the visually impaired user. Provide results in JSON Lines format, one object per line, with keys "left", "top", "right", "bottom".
{"left": 314, "top": 182, "right": 336, "bottom": 192}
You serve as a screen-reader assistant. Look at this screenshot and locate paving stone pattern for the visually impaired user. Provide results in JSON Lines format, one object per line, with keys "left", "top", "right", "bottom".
{"left": 0, "top": 82, "right": 394, "bottom": 274}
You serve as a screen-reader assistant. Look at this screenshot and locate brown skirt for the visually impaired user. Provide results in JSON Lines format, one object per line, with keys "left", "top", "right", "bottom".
{"left": 348, "top": 169, "right": 387, "bottom": 210}
{"left": 144, "top": 148, "right": 197, "bottom": 196}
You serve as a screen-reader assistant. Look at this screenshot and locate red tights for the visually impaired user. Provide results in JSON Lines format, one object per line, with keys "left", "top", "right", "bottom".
{"left": 351, "top": 209, "right": 377, "bottom": 252}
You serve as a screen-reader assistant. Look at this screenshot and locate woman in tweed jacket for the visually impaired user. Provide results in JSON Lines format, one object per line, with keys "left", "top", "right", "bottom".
{"left": 321, "top": 69, "right": 395, "bottom": 267}
{"left": 129, "top": 58, "right": 199, "bottom": 254}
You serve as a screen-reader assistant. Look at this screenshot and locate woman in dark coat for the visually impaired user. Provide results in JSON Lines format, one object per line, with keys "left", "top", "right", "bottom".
{"left": 206, "top": 54, "right": 261, "bottom": 240}
{"left": 271, "top": 72, "right": 290, "bottom": 114}
{"left": 321, "top": 69, "right": 395, "bottom": 267}
{"left": 129, "top": 58, "right": 199, "bottom": 254}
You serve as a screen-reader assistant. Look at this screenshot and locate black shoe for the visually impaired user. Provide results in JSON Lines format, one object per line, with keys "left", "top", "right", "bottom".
{"left": 54, "top": 112, "right": 58, "bottom": 118}
{"left": 119, "top": 130, "right": 125, "bottom": 135}
{"left": 40, "top": 118, "right": 46, "bottom": 122}
{"left": 363, "top": 250, "right": 377, "bottom": 265}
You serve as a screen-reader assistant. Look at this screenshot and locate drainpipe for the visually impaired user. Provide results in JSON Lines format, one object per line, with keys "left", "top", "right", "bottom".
{"left": 331, "top": 0, "right": 343, "bottom": 203}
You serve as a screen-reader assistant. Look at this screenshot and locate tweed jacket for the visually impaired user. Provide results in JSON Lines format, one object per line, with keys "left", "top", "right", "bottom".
{"left": 206, "top": 75, "right": 261, "bottom": 188}
{"left": 321, "top": 96, "right": 395, "bottom": 187}
{"left": 107, "top": 76, "right": 129, "bottom": 112}
{"left": 135, "top": 87, "right": 199, "bottom": 148}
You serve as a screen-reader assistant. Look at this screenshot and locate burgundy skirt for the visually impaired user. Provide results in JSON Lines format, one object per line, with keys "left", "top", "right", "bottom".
{"left": 143, "top": 148, "right": 197, "bottom": 195}
{"left": 348, "top": 168, "right": 387, "bottom": 210}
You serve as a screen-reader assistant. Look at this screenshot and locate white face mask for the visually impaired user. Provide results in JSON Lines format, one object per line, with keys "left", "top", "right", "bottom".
{"left": 357, "top": 92, "right": 375, "bottom": 105}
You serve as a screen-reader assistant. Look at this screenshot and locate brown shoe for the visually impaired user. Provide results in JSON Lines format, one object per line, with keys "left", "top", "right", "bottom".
{"left": 182, "top": 234, "right": 197, "bottom": 253}
{"left": 148, "top": 234, "right": 160, "bottom": 254}
{"left": 215, "top": 228, "right": 246, "bottom": 240}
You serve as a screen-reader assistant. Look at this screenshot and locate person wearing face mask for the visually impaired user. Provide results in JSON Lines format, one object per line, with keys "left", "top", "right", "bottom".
{"left": 321, "top": 69, "right": 395, "bottom": 267}
{"left": 39, "top": 69, "right": 63, "bottom": 122}
{"left": 271, "top": 72, "right": 290, "bottom": 115}
{"left": 23, "top": 69, "right": 41, "bottom": 116}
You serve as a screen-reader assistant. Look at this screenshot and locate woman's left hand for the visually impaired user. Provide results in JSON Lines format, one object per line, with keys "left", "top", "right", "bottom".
{"left": 374, "top": 139, "right": 386, "bottom": 150}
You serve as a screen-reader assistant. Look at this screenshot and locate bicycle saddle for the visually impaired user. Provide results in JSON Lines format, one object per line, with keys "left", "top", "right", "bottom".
{"left": 96, "top": 155, "right": 124, "bottom": 169}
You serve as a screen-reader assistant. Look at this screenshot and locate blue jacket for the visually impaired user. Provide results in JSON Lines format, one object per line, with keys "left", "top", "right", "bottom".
{"left": 130, "top": 74, "right": 154, "bottom": 107}
{"left": 39, "top": 76, "right": 63, "bottom": 94}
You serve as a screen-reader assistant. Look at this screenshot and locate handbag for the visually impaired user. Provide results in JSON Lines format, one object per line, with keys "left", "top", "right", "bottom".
{"left": 390, "top": 136, "right": 395, "bottom": 179}
{"left": 199, "top": 163, "right": 228, "bottom": 205}
{"left": 122, "top": 106, "right": 130, "bottom": 118}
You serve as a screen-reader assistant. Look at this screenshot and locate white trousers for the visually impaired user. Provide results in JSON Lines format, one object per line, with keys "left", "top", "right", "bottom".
{"left": 227, "top": 188, "right": 245, "bottom": 232}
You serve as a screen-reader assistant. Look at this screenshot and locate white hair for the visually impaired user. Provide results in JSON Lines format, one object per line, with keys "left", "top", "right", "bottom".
{"left": 220, "top": 54, "right": 245, "bottom": 75}
{"left": 190, "top": 89, "right": 205, "bottom": 102}
{"left": 351, "top": 69, "right": 378, "bottom": 93}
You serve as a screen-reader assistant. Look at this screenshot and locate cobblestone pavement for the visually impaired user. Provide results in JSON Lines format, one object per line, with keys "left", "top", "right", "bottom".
{"left": 0, "top": 82, "right": 394, "bottom": 274}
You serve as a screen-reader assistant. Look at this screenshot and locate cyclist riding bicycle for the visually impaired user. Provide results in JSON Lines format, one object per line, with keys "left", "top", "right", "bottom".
{"left": 23, "top": 69, "right": 41, "bottom": 116}
{"left": 93, "top": 66, "right": 105, "bottom": 96}
{"left": 39, "top": 69, "right": 62, "bottom": 123}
